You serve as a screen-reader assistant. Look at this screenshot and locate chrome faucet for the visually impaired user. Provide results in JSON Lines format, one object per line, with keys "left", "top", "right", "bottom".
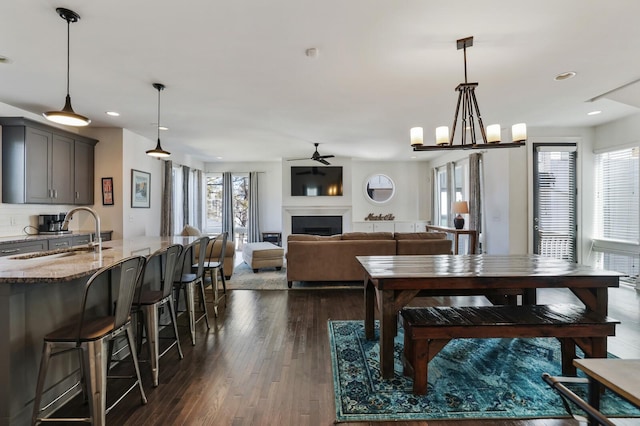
{"left": 62, "top": 207, "right": 102, "bottom": 252}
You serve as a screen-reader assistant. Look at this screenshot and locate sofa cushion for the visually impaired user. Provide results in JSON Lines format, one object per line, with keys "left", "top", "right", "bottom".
{"left": 341, "top": 232, "right": 394, "bottom": 240}
{"left": 288, "top": 234, "right": 342, "bottom": 241}
{"left": 394, "top": 232, "right": 447, "bottom": 240}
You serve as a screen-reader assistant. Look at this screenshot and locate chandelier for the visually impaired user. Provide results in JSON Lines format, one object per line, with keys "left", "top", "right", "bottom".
{"left": 411, "top": 36, "right": 526, "bottom": 151}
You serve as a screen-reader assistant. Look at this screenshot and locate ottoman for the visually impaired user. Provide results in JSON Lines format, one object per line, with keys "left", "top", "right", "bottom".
{"left": 243, "top": 242, "right": 284, "bottom": 273}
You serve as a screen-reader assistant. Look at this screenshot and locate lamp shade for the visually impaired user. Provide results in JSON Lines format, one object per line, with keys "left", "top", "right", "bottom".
{"left": 452, "top": 201, "right": 469, "bottom": 214}
{"left": 410, "top": 127, "right": 423, "bottom": 146}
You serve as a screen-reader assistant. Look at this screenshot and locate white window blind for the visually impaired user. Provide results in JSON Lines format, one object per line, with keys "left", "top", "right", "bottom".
{"left": 594, "top": 148, "right": 639, "bottom": 244}
{"left": 593, "top": 147, "right": 640, "bottom": 285}
{"left": 534, "top": 145, "right": 577, "bottom": 262}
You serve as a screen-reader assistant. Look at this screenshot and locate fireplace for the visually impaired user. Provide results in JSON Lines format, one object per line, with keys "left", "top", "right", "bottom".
{"left": 292, "top": 215, "right": 342, "bottom": 236}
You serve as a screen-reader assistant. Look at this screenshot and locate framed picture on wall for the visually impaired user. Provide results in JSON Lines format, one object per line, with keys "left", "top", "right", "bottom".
{"left": 102, "top": 177, "right": 114, "bottom": 205}
{"left": 131, "top": 169, "right": 151, "bottom": 208}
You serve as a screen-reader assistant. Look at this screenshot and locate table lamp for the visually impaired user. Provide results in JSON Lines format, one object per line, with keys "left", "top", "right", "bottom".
{"left": 453, "top": 201, "right": 469, "bottom": 229}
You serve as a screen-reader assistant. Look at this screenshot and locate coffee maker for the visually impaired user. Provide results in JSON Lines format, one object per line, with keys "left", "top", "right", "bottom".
{"left": 38, "top": 213, "right": 68, "bottom": 234}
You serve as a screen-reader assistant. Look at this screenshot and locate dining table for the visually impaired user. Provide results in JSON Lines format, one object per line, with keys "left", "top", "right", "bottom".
{"left": 357, "top": 254, "right": 623, "bottom": 379}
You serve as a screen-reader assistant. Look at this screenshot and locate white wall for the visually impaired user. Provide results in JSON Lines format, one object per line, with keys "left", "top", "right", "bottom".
{"left": 79, "top": 128, "right": 124, "bottom": 239}
{"left": 351, "top": 161, "right": 429, "bottom": 222}
{"left": 594, "top": 112, "right": 640, "bottom": 151}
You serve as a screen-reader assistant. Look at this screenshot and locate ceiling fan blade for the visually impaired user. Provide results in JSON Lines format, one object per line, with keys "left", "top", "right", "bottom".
{"left": 316, "top": 158, "right": 331, "bottom": 165}
{"left": 318, "top": 154, "right": 335, "bottom": 159}
{"left": 287, "top": 157, "right": 312, "bottom": 161}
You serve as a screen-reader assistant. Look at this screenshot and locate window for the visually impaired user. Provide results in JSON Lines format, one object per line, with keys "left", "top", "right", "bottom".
{"left": 433, "top": 160, "right": 469, "bottom": 227}
{"left": 205, "top": 172, "right": 250, "bottom": 248}
{"left": 593, "top": 147, "right": 640, "bottom": 283}
{"left": 172, "top": 165, "right": 184, "bottom": 235}
{"left": 205, "top": 173, "right": 223, "bottom": 234}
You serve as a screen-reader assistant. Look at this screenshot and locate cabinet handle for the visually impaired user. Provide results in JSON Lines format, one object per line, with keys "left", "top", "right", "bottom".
{"left": 1, "top": 249, "right": 20, "bottom": 254}
{"left": 75, "top": 192, "right": 79, "bottom": 199}
{"left": 54, "top": 189, "right": 58, "bottom": 198}
{"left": 53, "top": 242, "right": 67, "bottom": 247}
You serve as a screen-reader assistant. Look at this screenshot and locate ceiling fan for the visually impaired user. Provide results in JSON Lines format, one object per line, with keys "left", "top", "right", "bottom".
{"left": 287, "top": 143, "right": 335, "bottom": 165}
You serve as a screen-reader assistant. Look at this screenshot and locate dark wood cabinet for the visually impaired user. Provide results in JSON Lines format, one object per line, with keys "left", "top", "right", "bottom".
{"left": 1, "top": 117, "right": 97, "bottom": 205}
{"left": 74, "top": 140, "right": 95, "bottom": 204}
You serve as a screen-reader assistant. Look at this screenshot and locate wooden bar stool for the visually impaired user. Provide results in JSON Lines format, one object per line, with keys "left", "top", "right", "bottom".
{"left": 174, "top": 236, "right": 210, "bottom": 345}
{"left": 134, "top": 244, "right": 184, "bottom": 387}
{"left": 203, "top": 232, "right": 228, "bottom": 317}
{"left": 31, "top": 256, "right": 147, "bottom": 426}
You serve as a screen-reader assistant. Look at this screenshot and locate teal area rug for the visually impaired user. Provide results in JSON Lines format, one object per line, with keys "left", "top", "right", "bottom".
{"left": 328, "top": 320, "right": 640, "bottom": 422}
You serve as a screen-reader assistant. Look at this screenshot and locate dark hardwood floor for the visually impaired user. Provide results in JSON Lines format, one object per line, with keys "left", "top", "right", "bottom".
{"left": 52, "top": 284, "right": 640, "bottom": 425}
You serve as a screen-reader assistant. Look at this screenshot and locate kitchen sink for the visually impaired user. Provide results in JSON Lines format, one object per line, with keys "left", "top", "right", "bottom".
{"left": 10, "top": 246, "right": 111, "bottom": 260}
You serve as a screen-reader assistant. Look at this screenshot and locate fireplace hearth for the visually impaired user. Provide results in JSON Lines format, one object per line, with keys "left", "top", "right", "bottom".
{"left": 292, "top": 215, "right": 342, "bottom": 236}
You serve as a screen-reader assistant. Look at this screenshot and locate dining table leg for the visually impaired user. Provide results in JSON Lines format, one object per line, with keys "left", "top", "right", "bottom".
{"left": 379, "top": 289, "right": 397, "bottom": 379}
{"left": 364, "top": 277, "right": 375, "bottom": 340}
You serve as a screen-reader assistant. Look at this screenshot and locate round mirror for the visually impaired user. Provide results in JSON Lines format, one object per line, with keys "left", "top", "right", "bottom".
{"left": 364, "top": 174, "right": 395, "bottom": 204}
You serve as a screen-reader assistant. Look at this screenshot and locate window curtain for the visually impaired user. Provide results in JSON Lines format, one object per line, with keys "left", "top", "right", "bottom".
{"left": 195, "top": 169, "right": 204, "bottom": 231}
{"left": 160, "top": 160, "right": 173, "bottom": 236}
{"left": 182, "top": 166, "right": 190, "bottom": 226}
{"left": 247, "top": 172, "right": 260, "bottom": 243}
{"left": 222, "top": 172, "right": 235, "bottom": 242}
{"left": 446, "top": 162, "right": 456, "bottom": 227}
{"left": 469, "top": 153, "right": 482, "bottom": 253}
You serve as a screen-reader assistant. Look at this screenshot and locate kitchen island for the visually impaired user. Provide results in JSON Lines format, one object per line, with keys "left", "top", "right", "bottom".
{"left": 0, "top": 236, "right": 196, "bottom": 426}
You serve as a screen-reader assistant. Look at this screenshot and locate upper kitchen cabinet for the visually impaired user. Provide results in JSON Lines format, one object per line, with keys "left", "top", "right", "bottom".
{"left": 1, "top": 117, "right": 97, "bottom": 205}
{"left": 73, "top": 140, "right": 94, "bottom": 204}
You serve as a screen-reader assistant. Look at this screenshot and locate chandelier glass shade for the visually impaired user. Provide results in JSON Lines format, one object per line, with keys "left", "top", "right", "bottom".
{"left": 411, "top": 36, "right": 525, "bottom": 151}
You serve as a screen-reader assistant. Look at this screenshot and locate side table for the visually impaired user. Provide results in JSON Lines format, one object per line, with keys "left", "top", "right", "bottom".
{"left": 261, "top": 231, "right": 282, "bottom": 246}
{"left": 425, "top": 225, "right": 477, "bottom": 254}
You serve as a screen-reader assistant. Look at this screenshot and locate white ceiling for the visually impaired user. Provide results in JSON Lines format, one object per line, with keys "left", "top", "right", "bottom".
{"left": 1, "top": 1, "right": 640, "bottom": 163}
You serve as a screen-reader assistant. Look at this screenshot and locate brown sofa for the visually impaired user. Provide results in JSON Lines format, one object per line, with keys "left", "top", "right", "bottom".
{"left": 286, "top": 231, "right": 451, "bottom": 287}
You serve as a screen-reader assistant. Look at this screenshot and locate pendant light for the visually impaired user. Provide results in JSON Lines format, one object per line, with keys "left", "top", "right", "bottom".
{"left": 146, "top": 83, "right": 171, "bottom": 158}
{"left": 43, "top": 8, "right": 91, "bottom": 127}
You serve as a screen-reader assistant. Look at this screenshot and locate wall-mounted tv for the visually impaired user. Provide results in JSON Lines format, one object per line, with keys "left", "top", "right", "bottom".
{"left": 291, "top": 166, "right": 343, "bottom": 196}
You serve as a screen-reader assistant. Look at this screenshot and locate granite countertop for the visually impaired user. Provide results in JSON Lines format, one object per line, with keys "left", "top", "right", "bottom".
{"left": 0, "top": 236, "right": 197, "bottom": 284}
{"left": 0, "top": 230, "right": 114, "bottom": 245}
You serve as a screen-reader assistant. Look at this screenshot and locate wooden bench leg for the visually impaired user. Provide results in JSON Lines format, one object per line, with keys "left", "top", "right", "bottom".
{"left": 412, "top": 339, "right": 429, "bottom": 395}
{"left": 559, "top": 338, "right": 577, "bottom": 376}
{"left": 403, "top": 327, "right": 414, "bottom": 377}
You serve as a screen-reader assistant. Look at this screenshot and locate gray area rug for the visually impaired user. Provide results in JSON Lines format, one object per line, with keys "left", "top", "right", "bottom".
{"left": 227, "top": 263, "right": 362, "bottom": 290}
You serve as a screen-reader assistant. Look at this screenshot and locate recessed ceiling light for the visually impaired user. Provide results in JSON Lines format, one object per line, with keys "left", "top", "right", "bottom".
{"left": 159, "top": 126, "right": 169, "bottom": 131}
{"left": 305, "top": 47, "right": 319, "bottom": 58}
{"left": 216, "top": 156, "right": 223, "bottom": 160}
{"left": 105, "top": 111, "right": 120, "bottom": 117}
{"left": 588, "top": 110, "right": 602, "bottom": 116}
{"left": 411, "top": 156, "right": 417, "bottom": 159}
{"left": 554, "top": 71, "right": 576, "bottom": 81}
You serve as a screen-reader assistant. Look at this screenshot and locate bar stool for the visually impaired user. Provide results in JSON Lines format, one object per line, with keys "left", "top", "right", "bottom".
{"left": 134, "top": 244, "right": 184, "bottom": 387}
{"left": 32, "top": 255, "right": 147, "bottom": 426}
{"left": 203, "top": 232, "right": 227, "bottom": 317}
{"left": 174, "top": 236, "right": 210, "bottom": 345}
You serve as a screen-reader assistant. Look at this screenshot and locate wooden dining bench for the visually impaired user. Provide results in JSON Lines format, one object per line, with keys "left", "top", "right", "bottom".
{"left": 399, "top": 303, "right": 619, "bottom": 395}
